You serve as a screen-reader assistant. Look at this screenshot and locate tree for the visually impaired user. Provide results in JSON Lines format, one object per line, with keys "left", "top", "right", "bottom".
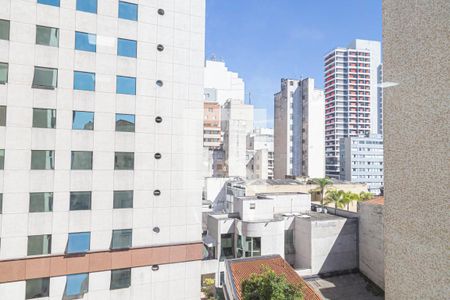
{"left": 241, "top": 266, "right": 304, "bottom": 300}
{"left": 309, "top": 177, "right": 333, "bottom": 211}
{"left": 324, "top": 189, "right": 346, "bottom": 213}
{"left": 359, "top": 191, "right": 374, "bottom": 201}
{"left": 201, "top": 278, "right": 215, "bottom": 300}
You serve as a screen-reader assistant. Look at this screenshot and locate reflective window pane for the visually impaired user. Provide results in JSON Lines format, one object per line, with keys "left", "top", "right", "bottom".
{"left": 67, "top": 232, "right": 90, "bottom": 254}
{"left": 65, "top": 273, "right": 89, "bottom": 298}
{"left": 0, "top": 149, "right": 4, "bottom": 169}
{"left": 113, "top": 191, "right": 133, "bottom": 209}
{"left": 37, "top": 0, "right": 60, "bottom": 7}
{"left": 116, "top": 76, "right": 136, "bottom": 95}
{"left": 0, "top": 62, "right": 8, "bottom": 84}
{"left": 36, "top": 25, "right": 59, "bottom": 47}
{"left": 76, "top": 0, "right": 97, "bottom": 14}
{"left": 31, "top": 150, "right": 54, "bottom": 170}
{"left": 115, "top": 114, "right": 135, "bottom": 132}
{"left": 119, "top": 1, "right": 138, "bottom": 21}
{"left": 29, "top": 192, "right": 53, "bottom": 213}
{"left": 117, "top": 38, "right": 137, "bottom": 58}
{"left": 32, "top": 67, "right": 58, "bottom": 89}
{"left": 71, "top": 151, "right": 93, "bottom": 170}
{"left": 33, "top": 108, "right": 56, "bottom": 129}
{"left": 74, "top": 71, "right": 95, "bottom": 91}
{"left": 0, "top": 106, "right": 6, "bottom": 126}
{"left": 27, "top": 235, "right": 51, "bottom": 256}
{"left": 70, "top": 191, "right": 91, "bottom": 210}
{"left": 110, "top": 268, "right": 131, "bottom": 290}
{"left": 114, "top": 152, "right": 134, "bottom": 170}
{"left": 72, "top": 111, "right": 94, "bottom": 130}
{"left": 111, "top": 229, "right": 132, "bottom": 249}
{"left": 75, "top": 31, "right": 96, "bottom": 52}
{"left": 0, "top": 19, "right": 10, "bottom": 40}
{"left": 26, "top": 278, "right": 50, "bottom": 299}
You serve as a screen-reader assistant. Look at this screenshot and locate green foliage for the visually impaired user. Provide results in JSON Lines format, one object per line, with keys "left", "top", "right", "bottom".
{"left": 241, "top": 266, "right": 304, "bottom": 300}
{"left": 325, "top": 189, "right": 362, "bottom": 211}
{"left": 202, "top": 278, "right": 215, "bottom": 300}
{"left": 359, "top": 191, "right": 374, "bottom": 201}
{"left": 309, "top": 177, "right": 334, "bottom": 209}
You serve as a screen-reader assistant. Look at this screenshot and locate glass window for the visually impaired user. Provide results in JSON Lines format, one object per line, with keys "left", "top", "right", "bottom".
{"left": 237, "top": 235, "right": 260, "bottom": 258}
{"left": 113, "top": 191, "right": 133, "bottom": 209}
{"left": 67, "top": 232, "right": 90, "bottom": 254}
{"left": 114, "top": 152, "right": 134, "bottom": 170}
{"left": 0, "top": 19, "right": 10, "bottom": 40}
{"left": 71, "top": 151, "right": 93, "bottom": 170}
{"left": 32, "top": 67, "right": 58, "bottom": 89}
{"left": 76, "top": 0, "right": 97, "bottom": 13}
{"left": 37, "top": 0, "right": 60, "bottom": 7}
{"left": 0, "top": 62, "right": 8, "bottom": 84}
{"left": 220, "top": 233, "right": 234, "bottom": 260}
{"left": 0, "top": 106, "right": 6, "bottom": 126}
{"left": 110, "top": 268, "right": 131, "bottom": 290}
{"left": 116, "top": 76, "right": 136, "bottom": 95}
{"left": 111, "top": 229, "right": 132, "bottom": 249}
{"left": 115, "top": 114, "right": 135, "bottom": 132}
{"left": 117, "top": 38, "right": 137, "bottom": 58}
{"left": 75, "top": 31, "right": 96, "bottom": 52}
{"left": 27, "top": 234, "right": 51, "bottom": 256}
{"left": 74, "top": 71, "right": 95, "bottom": 91}
{"left": 36, "top": 25, "right": 59, "bottom": 47}
{"left": 72, "top": 111, "right": 94, "bottom": 130}
{"left": 119, "top": 1, "right": 138, "bottom": 21}
{"left": 0, "top": 149, "right": 4, "bottom": 169}
{"left": 31, "top": 150, "right": 54, "bottom": 170}
{"left": 64, "top": 273, "right": 89, "bottom": 299}
{"left": 70, "top": 191, "right": 91, "bottom": 210}
{"left": 29, "top": 192, "right": 53, "bottom": 213}
{"left": 32, "top": 108, "right": 56, "bottom": 129}
{"left": 26, "top": 278, "right": 50, "bottom": 299}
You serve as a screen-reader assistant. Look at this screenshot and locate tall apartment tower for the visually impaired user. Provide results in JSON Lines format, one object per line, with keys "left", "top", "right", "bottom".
{"left": 274, "top": 78, "right": 324, "bottom": 179}
{"left": 0, "top": 1, "right": 205, "bottom": 299}
{"left": 324, "top": 40, "right": 382, "bottom": 178}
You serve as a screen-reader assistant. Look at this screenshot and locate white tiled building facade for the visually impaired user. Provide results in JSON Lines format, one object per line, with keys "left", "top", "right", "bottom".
{"left": 0, "top": 0, "right": 205, "bottom": 299}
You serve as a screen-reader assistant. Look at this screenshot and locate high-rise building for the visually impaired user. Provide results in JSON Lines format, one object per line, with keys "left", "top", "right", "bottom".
{"left": 246, "top": 128, "right": 274, "bottom": 179}
{"left": 203, "top": 101, "right": 221, "bottom": 149}
{"left": 274, "top": 78, "right": 324, "bottom": 179}
{"left": 324, "top": 40, "right": 382, "bottom": 178}
{"left": 339, "top": 135, "right": 384, "bottom": 195}
{"left": 0, "top": 1, "right": 205, "bottom": 299}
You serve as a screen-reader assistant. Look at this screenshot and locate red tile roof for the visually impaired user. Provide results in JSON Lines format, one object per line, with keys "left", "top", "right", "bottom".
{"left": 226, "top": 255, "right": 322, "bottom": 300}
{"left": 364, "top": 196, "right": 384, "bottom": 205}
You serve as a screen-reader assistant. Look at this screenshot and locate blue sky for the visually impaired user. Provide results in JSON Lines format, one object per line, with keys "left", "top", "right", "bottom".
{"left": 205, "top": 0, "right": 382, "bottom": 127}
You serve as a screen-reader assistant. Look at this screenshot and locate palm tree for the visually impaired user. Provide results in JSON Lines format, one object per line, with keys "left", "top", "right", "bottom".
{"left": 359, "top": 191, "right": 374, "bottom": 201}
{"left": 324, "top": 189, "right": 346, "bottom": 213}
{"left": 344, "top": 191, "right": 360, "bottom": 211}
{"left": 309, "top": 177, "right": 333, "bottom": 211}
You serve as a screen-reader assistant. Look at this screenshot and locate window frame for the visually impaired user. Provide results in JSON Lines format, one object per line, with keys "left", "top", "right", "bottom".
{"left": 64, "top": 273, "right": 89, "bottom": 299}
{"left": 111, "top": 229, "right": 132, "bottom": 250}
{"left": 71, "top": 151, "right": 93, "bottom": 170}
{"left": 32, "top": 66, "right": 58, "bottom": 90}
{"left": 116, "top": 75, "right": 136, "bottom": 95}
{"left": 35, "top": 25, "right": 59, "bottom": 47}
{"left": 0, "top": 19, "right": 10, "bottom": 41}
{"left": 72, "top": 110, "right": 94, "bottom": 130}
{"left": 114, "top": 152, "right": 134, "bottom": 170}
{"left": 0, "top": 105, "right": 6, "bottom": 126}
{"left": 117, "top": 38, "right": 137, "bottom": 58}
{"left": 67, "top": 232, "right": 91, "bottom": 254}
{"left": 115, "top": 113, "right": 135, "bottom": 132}
{"left": 118, "top": 1, "right": 138, "bottom": 21}
{"left": 25, "top": 277, "right": 50, "bottom": 299}
{"left": 29, "top": 192, "right": 53, "bottom": 213}
{"left": 76, "top": 0, "right": 98, "bottom": 14}
{"left": 0, "top": 62, "right": 8, "bottom": 84}
{"left": 27, "top": 234, "right": 52, "bottom": 256}
{"left": 113, "top": 190, "right": 133, "bottom": 209}
{"left": 32, "top": 108, "right": 56, "bottom": 129}
{"left": 73, "top": 71, "right": 96, "bottom": 91}
{"left": 69, "top": 191, "right": 92, "bottom": 211}
{"left": 75, "top": 31, "right": 97, "bottom": 52}
{"left": 31, "top": 150, "right": 55, "bottom": 170}
{"left": 110, "top": 268, "right": 131, "bottom": 290}
{"left": 37, "top": 0, "right": 60, "bottom": 7}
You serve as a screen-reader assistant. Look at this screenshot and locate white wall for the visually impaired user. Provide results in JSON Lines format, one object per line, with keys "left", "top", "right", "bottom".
{"left": 204, "top": 60, "right": 245, "bottom": 105}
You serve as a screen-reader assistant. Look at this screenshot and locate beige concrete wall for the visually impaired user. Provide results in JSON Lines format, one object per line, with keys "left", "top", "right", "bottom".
{"left": 383, "top": 0, "right": 450, "bottom": 298}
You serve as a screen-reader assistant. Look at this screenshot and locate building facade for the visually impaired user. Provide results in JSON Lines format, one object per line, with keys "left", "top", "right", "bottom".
{"left": 246, "top": 128, "right": 274, "bottom": 179}
{"left": 339, "top": 135, "right": 384, "bottom": 195}
{"left": 203, "top": 101, "right": 221, "bottom": 149}
{"left": 0, "top": 0, "right": 205, "bottom": 299}
{"left": 324, "top": 40, "right": 382, "bottom": 178}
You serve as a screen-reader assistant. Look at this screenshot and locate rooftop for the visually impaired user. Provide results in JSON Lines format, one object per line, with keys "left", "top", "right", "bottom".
{"left": 363, "top": 197, "right": 384, "bottom": 205}
{"left": 226, "top": 255, "right": 322, "bottom": 300}
{"left": 299, "top": 211, "right": 345, "bottom": 221}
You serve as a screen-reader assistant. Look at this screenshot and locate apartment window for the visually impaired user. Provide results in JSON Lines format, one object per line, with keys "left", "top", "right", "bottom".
{"left": 64, "top": 273, "right": 89, "bottom": 299}
{"left": 284, "top": 229, "right": 295, "bottom": 255}
{"left": 72, "top": 111, "right": 94, "bottom": 130}
{"left": 220, "top": 233, "right": 234, "bottom": 260}
{"left": 25, "top": 278, "right": 50, "bottom": 299}
{"left": 237, "top": 235, "right": 261, "bottom": 258}
{"left": 0, "top": 62, "right": 8, "bottom": 84}
{"left": 0, "top": 106, "right": 6, "bottom": 126}
{"left": 74, "top": 71, "right": 95, "bottom": 91}
{"left": 111, "top": 229, "right": 132, "bottom": 249}
{"left": 67, "top": 232, "right": 90, "bottom": 254}
{"left": 115, "top": 114, "right": 135, "bottom": 132}
{"left": 32, "top": 67, "right": 58, "bottom": 89}
{"left": 70, "top": 191, "right": 91, "bottom": 210}
{"left": 110, "top": 268, "right": 131, "bottom": 290}
{"left": 119, "top": 1, "right": 138, "bottom": 21}
{"left": 29, "top": 192, "right": 53, "bottom": 212}
{"left": 36, "top": 25, "right": 59, "bottom": 47}
{"left": 31, "top": 150, "right": 54, "bottom": 170}
{"left": 37, "top": 0, "right": 60, "bottom": 7}
{"left": 0, "top": 19, "right": 10, "bottom": 40}
{"left": 116, "top": 76, "right": 136, "bottom": 95}
{"left": 117, "top": 38, "right": 137, "bottom": 58}
{"left": 75, "top": 31, "right": 96, "bottom": 52}
{"left": 76, "top": 0, "right": 97, "bottom": 14}
{"left": 0, "top": 149, "right": 4, "bottom": 169}
{"left": 114, "top": 152, "right": 134, "bottom": 170}
{"left": 33, "top": 108, "right": 56, "bottom": 128}
{"left": 71, "top": 151, "right": 93, "bottom": 170}
{"left": 27, "top": 235, "right": 51, "bottom": 256}
{"left": 113, "top": 191, "right": 133, "bottom": 209}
